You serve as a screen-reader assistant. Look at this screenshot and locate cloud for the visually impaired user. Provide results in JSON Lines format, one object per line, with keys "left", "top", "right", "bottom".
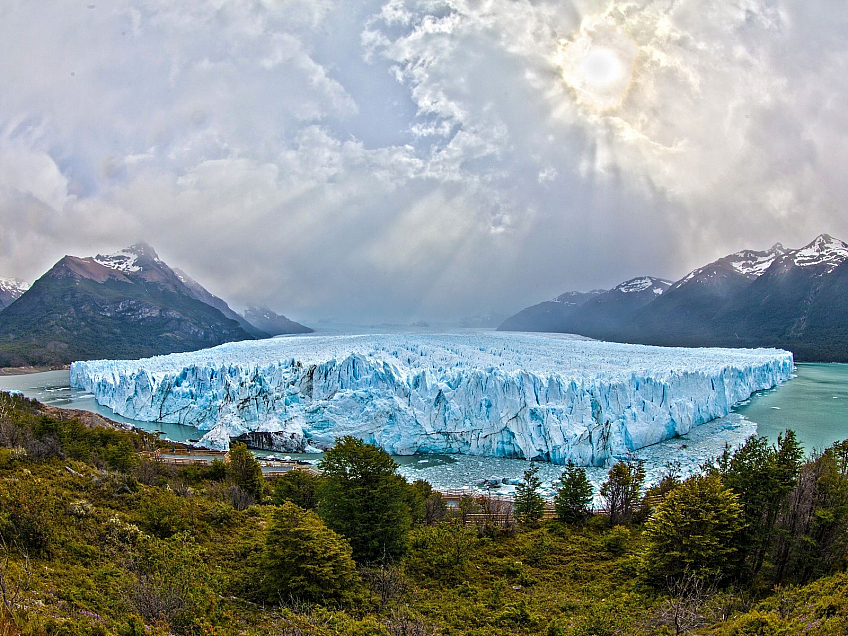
{"left": 0, "top": 0, "right": 846, "bottom": 322}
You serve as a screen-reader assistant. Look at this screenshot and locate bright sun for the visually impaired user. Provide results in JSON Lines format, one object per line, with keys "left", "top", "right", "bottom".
{"left": 554, "top": 19, "right": 638, "bottom": 112}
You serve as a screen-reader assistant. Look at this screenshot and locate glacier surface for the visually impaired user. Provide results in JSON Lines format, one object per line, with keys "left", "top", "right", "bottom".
{"left": 70, "top": 332, "right": 793, "bottom": 465}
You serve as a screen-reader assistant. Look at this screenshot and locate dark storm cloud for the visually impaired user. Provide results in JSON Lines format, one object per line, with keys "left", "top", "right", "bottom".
{"left": 0, "top": 0, "right": 846, "bottom": 322}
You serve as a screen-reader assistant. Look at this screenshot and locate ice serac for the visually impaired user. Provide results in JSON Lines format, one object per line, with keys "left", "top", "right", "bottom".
{"left": 70, "top": 333, "right": 794, "bottom": 465}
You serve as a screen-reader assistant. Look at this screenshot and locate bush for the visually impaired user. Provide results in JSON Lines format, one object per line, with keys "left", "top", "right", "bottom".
{"left": 260, "top": 502, "right": 359, "bottom": 604}
{"left": 0, "top": 477, "right": 54, "bottom": 552}
{"left": 406, "top": 523, "right": 478, "bottom": 582}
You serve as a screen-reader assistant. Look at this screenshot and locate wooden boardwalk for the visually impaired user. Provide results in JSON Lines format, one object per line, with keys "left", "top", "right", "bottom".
{"left": 150, "top": 448, "right": 319, "bottom": 476}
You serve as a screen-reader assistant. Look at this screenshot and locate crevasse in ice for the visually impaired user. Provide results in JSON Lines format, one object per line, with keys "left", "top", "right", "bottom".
{"left": 70, "top": 332, "right": 793, "bottom": 465}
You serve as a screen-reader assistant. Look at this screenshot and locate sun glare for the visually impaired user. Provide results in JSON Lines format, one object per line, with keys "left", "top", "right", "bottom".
{"left": 554, "top": 19, "right": 638, "bottom": 112}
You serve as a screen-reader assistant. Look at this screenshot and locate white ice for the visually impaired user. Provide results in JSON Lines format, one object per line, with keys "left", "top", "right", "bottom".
{"left": 70, "top": 332, "right": 793, "bottom": 466}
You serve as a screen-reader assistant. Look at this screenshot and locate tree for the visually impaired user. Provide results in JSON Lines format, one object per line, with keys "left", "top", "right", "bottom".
{"left": 772, "top": 440, "right": 848, "bottom": 584}
{"left": 719, "top": 431, "right": 802, "bottom": 578}
{"left": 600, "top": 459, "right": 645, "bottom": 526}
{"left": 226, "top": 442, "right": 263, "bottom": 502}
{"left": 513, "top": 463, "right": 545, "bottom": 524}
{"left": 317, "top": 436, "right": 412, "bottom": 563}
{"left": 641, "top": 473, "right": 744, "bottom": 583}
{"left": 272, "top": 469, "right": 319, "bottom": 510}
{"left": 554, "top": 461, "right": 594, "bottom": 523}
{"left": 261, "top": 502, "right": 359, "bottom": 604}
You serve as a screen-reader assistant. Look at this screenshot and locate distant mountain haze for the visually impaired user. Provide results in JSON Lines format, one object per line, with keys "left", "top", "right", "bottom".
{"left": 0, "top": 243, "right": 311, "bottom": 366}
{"left": 499, "top": 235, "right": 848, "bottom": 362}
{"left": 241, "top": 305, "right": 314, "bottom": 336}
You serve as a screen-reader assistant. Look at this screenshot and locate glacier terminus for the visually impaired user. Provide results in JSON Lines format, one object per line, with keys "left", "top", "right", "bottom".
{"left": 70, "top": 332, "right": 794, "bottom": 466}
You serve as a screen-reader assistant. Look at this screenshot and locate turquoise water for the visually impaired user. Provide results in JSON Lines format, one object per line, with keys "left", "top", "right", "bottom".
{"left": 735, "top": 363, "right": 848, "bottom": 453}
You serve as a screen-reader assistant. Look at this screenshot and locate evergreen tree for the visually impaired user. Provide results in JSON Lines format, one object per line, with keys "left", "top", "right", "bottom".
{"left": 554, "top": 461, "right": 594, "bottom": 523}
{"left": 226, "top": 442, "right": 263, "bottom": 502}
{"left": 261, "top": 502, "right": 359, "bottom": 603}
{"left": 317, "top": 436, "right": 412, "bottom": 563}
{"left": 641, "top": 473, "right": 744, "bottom": 584}
{"left": 600, "top": 459, "right": 646, "bottom": 526}
{"left": 513, "top": 463, "right": 545, "bottom": 523}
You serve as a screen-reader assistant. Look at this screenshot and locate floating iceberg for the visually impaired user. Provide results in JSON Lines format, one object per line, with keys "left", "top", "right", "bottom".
{"left": 70, "top": 332, "right": 793, "bottom": 465}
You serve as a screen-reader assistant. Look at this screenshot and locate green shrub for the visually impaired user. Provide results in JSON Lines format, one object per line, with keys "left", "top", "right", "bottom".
{"left": 260, "top": 502, "right": 360, "bottom": 604}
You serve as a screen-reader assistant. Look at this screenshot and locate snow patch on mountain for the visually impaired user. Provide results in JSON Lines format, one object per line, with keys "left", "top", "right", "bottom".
{"left": 615, "top": 277, "right": 672, "bottom": 294}
{"left": 0, "top": 278, "right": 30, "bottom": 297}
{"left": 70, "top": 332, "right": 793, "bottom": 465}
{"left": 93, "top": 243, "right": 161, "bottom": 273}
{"left": 790, "top": 234, "right": 848, "bottom": 272}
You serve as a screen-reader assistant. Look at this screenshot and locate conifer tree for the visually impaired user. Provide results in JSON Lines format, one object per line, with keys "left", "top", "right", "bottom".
{"left": 554, "top": 461, "right": 594, "bottom": 523}
{"left": 513, "top": 463, "right": 545, "bottom": 523}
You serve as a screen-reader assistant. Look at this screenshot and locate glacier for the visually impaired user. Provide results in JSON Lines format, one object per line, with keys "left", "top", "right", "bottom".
{"left": 69, "top": 332, "right": 794, "bottom": 465}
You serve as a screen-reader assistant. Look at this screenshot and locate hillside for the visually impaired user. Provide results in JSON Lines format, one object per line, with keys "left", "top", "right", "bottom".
{"left": 0, "top": 244, "right": 255, "bottom": 366}
{"left": 1, "top": 391, "right": 846, "bottom": 635}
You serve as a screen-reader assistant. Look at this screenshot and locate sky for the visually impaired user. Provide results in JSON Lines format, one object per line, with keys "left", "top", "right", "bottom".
{"left": 1, "top": 0, "right": 846, "bottom": 323}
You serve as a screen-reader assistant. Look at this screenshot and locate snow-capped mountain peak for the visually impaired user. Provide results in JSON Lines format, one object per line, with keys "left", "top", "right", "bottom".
{"left": 726, "top": 244, "right": 788, "bottom": 278}
{"left": 614, "top": 276, "right": 672, "bottom": 295}
{"left": 94, "top": 249, "right": 142, "bottom": 273}
{"left": 0, "top": 277, "right": 30, "bottom": 296}
{"left": 93, "top": 243, "right": 161, "bottom": 273}
{"left": 789, "top": 234, "right": 848, "bottom": 271}
{"left": 672, "top": 243, "right": 788, "bottom": 290}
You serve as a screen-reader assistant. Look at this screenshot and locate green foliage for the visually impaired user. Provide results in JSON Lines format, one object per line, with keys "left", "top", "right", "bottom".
{"left": 718, "top": 432, "right": 803, "bottom": 579}
{"left": 554, "top": 461, "right": 594, "bottom": 523}
{"left": 3, "top": 393, "right": 848, "bottom": 636}
{"left": 0, "top": 476, "right": 54, "bottom": 553}
{"left": 406, "top": 522, "right": 479, "bottom": 582}
{"left": 136, "top": 489, "right": 195, "bottom": 539}
{"left": 513, "top": 463, "right": 544, "bottom": 524}
{"left": 272, "top": 469, "right": 320, "bottom": 510}
{"left": 641, "top": 473, "right": 744, "bottom": 583}
{"left": 600, "top": 459, "right": 646, "bottom": 526}
{"left": 771, "top": 441, "right": 848, "bottom": 584}
{"left": 318, "top": 436, "right": 411, "bottom": 563}
{"left": 226, "top": 442, "right": 263, "bottom": 502}
{"left": 260, "top": 502, "right": 359, "bottom": 604}
{"left": 601, "top": 525, "right": 631, "bottom": 556}
{"left": 123, "top": 532, "right": 219, "bottom": 632}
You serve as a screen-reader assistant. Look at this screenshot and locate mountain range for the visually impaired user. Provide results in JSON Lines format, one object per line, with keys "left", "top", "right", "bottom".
{"left": 0, "top": 243, "right": 310, "bottom": 367}
{"left": 498, "top": 234, "right": 848, "bottom": 362}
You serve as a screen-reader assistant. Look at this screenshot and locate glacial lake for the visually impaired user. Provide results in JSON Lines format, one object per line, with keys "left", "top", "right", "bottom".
{"left": 2, "top": 363, "right": 846, "bottom": 496}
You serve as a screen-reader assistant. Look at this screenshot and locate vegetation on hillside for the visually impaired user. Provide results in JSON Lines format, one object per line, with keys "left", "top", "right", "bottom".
{"left": 1, "top": 391, "right": 847, "bottom": 635}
